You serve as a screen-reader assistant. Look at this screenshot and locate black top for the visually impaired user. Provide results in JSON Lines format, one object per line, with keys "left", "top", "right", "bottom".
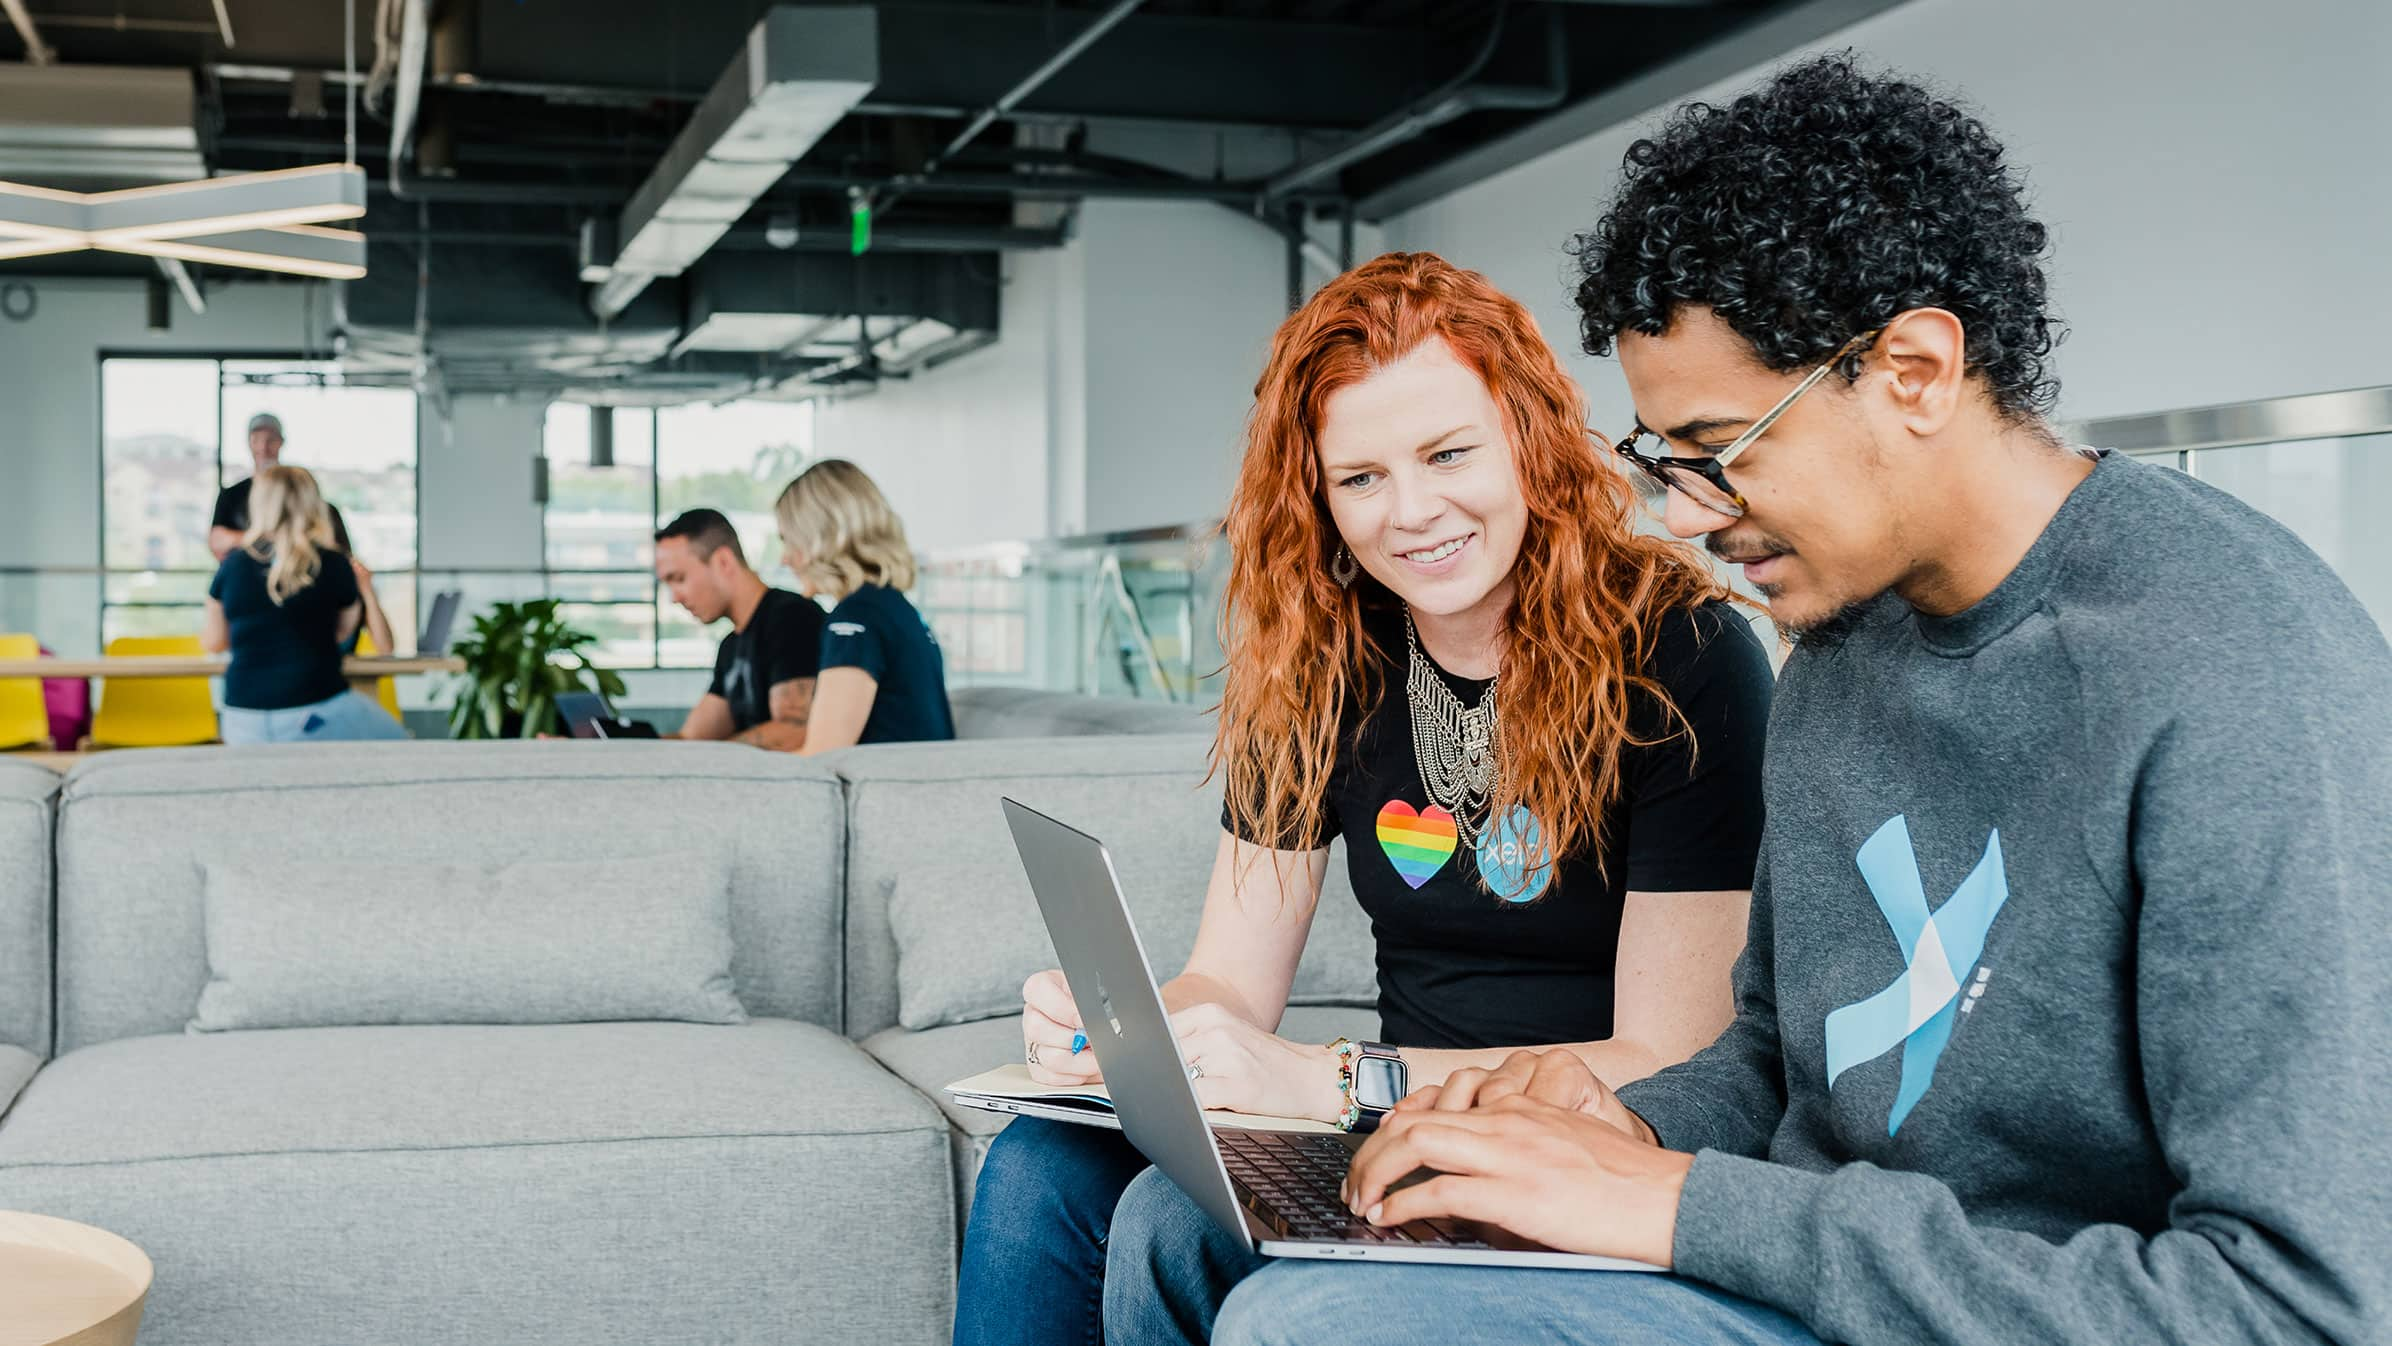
{"left": 1230, "top": 600, "right": 1773, "bottom": 1050}
{"left": 819, "top": 584, "right": 956, "bottom": 746}
{"left": 209, "top": 546, "right": 361, "bottom": 711}
{"left": 708, "top": 587, "right": 827, "bottom": 733}
{"left": 212, "top": 478, "right": 351, "bottom": 554}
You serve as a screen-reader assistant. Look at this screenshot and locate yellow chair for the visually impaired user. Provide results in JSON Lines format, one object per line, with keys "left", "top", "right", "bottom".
{"left": 354, "top": 629, "right": 403, "bottom": 722}
{"left": 0, "top": 633, "right": 52, "bottom": 751}
{"left": 88, "top": 635, "right": 218, "bottom": 748}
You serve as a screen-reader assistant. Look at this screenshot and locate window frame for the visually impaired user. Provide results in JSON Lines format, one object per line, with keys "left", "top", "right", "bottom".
{"left": 96, "top": 351, "right": 424, "bottom": 652}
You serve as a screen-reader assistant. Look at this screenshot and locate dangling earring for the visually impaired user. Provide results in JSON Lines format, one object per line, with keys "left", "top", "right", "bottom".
{"left": 1329, "top": 544, "right": 1360, "bottom": 589}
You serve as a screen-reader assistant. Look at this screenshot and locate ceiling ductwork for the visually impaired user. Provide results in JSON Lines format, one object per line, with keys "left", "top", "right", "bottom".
{"left": 336, "top": 239, "right": 997, "bottom": 401}
{"left": 677, "top": 249, "right": 999, "bottom": 382}
{"left": 0, "top": 64, "right": 202, "bottom": 186}
{"left": 587, "top": 5, "right": 877, "bottom": 320}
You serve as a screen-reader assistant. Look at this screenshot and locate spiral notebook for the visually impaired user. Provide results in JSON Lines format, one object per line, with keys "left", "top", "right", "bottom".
{"left": 945, "top": 1064, "right": 1340, "bottom": 1135}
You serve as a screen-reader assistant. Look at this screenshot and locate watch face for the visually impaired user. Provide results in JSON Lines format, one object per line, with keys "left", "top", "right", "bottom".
{"left": 1354, "top": 1055, "right": 1407, "bottom": 1111}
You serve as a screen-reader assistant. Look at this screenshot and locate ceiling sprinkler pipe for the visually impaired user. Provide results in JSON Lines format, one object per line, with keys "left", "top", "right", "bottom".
{"left": 1, "top": 0, "right": 51, "bottom": 63}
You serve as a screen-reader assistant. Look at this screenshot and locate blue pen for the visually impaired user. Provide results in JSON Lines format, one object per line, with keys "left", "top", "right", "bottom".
{"left": 1070, "top": 1033, "right": 1088, "bottom": 1056}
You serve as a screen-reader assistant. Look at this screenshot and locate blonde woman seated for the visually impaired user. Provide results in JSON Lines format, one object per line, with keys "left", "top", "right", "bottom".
{"left": 201, "top": 466, "right": 407, "bottom": 744}
{"left": 774, "top": 458, "right": 955, "bottom": 753}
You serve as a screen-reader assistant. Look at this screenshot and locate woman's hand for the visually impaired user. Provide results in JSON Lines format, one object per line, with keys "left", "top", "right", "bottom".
{"left": 1167, "top": 1002, "right": 1346, "bottom": 1123}
{"left": 1021, "top": 970, "right": 1101, "bottom": 1087}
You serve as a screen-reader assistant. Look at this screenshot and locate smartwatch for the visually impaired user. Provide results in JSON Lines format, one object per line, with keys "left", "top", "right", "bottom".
{"left": 1348, "top": 1041, "right": 1408, "bottom": 1132}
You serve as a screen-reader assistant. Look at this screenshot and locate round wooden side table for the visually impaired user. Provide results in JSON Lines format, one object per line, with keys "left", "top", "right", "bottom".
{"left": 0, "top": 1212, "right": 151, "bottom": 1346}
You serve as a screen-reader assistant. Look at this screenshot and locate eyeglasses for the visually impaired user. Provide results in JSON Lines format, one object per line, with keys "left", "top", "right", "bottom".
{"left": 1608, "top": 328, "right": 1883, "bottom": 519}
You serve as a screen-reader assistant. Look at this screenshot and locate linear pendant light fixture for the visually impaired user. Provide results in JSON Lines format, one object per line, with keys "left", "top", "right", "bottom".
{"left": 0, "top": 163, "right": 367, "bottom": 278}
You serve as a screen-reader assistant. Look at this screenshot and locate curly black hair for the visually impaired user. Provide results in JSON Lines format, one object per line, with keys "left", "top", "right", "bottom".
{"left": 1571, "top": 52, "right": 2062, "bottom": 421}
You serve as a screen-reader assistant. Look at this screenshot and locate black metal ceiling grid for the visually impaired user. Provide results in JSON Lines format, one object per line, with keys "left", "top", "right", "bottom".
{"left": 0, "top": 0, "right": 1824, "bottom": 397}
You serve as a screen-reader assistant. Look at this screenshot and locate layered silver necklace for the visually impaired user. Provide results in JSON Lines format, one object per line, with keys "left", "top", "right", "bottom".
{"left": 1404, "top": 611, "right": 1501, "bottom": 848}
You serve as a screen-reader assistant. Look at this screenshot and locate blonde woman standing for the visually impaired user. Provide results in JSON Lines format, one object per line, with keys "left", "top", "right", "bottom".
{"left": 773, "top": 459, "right": 954, "bottom": 753}
{"left": 201, "top": 466, "right": 406, "bottom": 744}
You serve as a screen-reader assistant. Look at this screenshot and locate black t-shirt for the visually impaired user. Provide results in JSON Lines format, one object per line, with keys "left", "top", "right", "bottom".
{"left": 1231, "top": 600, "right": 1773, "bottom": 1051}
{"left": 209, "top": 546, "right": 361, "bottom": 711}
{"left": 819, "top": 584, "right": 956, "bottom": 746}
{"left": 708, "top": 588, "right": 827, "bottom": 733}
{"left": 212, "top": 478, "right": 351, "bottom": 553}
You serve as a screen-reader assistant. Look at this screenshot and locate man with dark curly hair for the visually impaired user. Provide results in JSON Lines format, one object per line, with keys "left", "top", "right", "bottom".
{"left": 1101, "top": 53, "right": 2389, "bottom": 1346}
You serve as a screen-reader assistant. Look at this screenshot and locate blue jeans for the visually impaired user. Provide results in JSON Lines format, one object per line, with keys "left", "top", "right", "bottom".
{"left": 1102, "top": 1167, "right": 1824, "bottom": 1346}
{"left": 953, "top": 1119, "right": 1152, "bottom": 1346}
{"left": 219, "top": 690, "right": 408, "bottom": 744}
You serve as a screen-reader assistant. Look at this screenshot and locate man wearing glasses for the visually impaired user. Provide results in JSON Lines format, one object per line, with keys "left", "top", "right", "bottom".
{"left": 1103, "top": 54, "right": 2389, "bottom": 1346}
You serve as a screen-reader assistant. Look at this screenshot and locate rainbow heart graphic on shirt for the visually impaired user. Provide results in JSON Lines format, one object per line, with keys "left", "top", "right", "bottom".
{"left": 1375, "top": 801, "right": 1458, "bottom": 888}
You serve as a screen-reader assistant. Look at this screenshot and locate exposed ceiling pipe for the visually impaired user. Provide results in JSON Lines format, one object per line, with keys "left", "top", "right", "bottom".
{"left": 363, "top": 221, "right": 1068, "bottom": 253}
{"left": 1262, "top": 4, "right": 1565, "bottom": 202}
{"left": 156, "top": 257, "right": 205, "bottom": 314}
{"left": 385, "top": 0, "right": 428, "bottom": 197}
{"left": 871, "top": 0, "right": 1148, "bottom": 217}
{"left": 2, "top": 0, "right": 50, "bottom": 64}
{"left": 215, "top": 64, "right": 1322, "bottom": 138}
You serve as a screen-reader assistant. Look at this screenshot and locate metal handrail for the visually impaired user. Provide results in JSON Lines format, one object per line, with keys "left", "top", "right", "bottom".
{"left": 2067, "top": 384, "right": 2392, "bottom": 455}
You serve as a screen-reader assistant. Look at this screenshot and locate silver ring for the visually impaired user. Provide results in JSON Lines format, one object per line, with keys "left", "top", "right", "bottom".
{"left": 1186, "top": 1062, "right": 1204, "bottom": 1082}
{"left": 1027, "top": 1043, "right": 1042, "bottom": 1068}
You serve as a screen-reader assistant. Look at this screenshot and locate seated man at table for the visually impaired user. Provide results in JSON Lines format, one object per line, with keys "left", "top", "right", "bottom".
{"left": 655, "top": 508, "right": 823, "bottom": 750}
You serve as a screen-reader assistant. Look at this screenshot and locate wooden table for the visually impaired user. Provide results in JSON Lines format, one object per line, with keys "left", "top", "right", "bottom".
{"left": 0, "top": 655, "right": 463, "bottom": 698}
{"left": 0, "top": 1211, "right": 151, "bottom": 1346}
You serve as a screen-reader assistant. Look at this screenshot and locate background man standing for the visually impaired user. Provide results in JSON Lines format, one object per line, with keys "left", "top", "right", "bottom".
{"left": 208, "top": 413, "right": 351, "bottom": 562}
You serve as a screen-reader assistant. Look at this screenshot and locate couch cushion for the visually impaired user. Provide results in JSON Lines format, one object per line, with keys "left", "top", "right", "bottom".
{"left": 0, "top": 759, "right": 56, "bottom": 1057}
{"left": 52, "top": 742, "right": 845, "bottom": 1052}
{"left": 0, "top": 1020, "right": 955, "bottom": 1346}
{"left": 832, "top": 734, "right": 1380, "bottom": 1038}
{"left": 891, "top": 858, "right": 1374, "bottom": 1031}
{"left": 863, "top": 1004, "right": 1381, "bottom": 1223}
{"left": 949, "top": 687, "right": 1209, "bottom": 739}
{"left": 192, "top": 853, "right": 744, "bottom": 1032}
{"left": 0, "top": 1042, "right": 35, "bottom": 1116}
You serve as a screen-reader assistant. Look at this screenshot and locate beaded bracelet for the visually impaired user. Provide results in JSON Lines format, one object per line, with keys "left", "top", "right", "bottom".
{"left": 1327, "top": 1037, "right": 1364, "bottom": 1133}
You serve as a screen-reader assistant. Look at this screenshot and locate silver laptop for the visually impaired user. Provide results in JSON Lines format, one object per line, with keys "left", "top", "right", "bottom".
{"left": 1000, "top": 797, "right": 1661, "bottom": 1271}
{"left": 418, "top": 590, "right": 462, "bottom": 655}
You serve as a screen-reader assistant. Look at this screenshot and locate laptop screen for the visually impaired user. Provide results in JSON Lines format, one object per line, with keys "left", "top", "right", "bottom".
{"left": 553, "top": 690, "right": 613, "bottom": 740}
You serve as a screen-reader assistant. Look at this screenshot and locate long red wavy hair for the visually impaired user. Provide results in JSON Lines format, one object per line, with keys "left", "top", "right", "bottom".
{"left": 1212, "top": 252, "right": 1728, "bottom": 882}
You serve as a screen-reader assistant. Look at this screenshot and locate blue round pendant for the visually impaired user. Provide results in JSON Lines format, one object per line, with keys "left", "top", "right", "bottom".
{"left": 1475, "top": 806, "right": 1551, "bottom": 904}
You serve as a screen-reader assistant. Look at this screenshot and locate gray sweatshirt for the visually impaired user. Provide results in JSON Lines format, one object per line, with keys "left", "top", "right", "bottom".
{"left": 1618, "top": 451, "right": 2392, "bottom": 1345}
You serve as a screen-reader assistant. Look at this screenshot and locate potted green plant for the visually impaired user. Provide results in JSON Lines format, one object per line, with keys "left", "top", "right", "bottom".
{"left": 445, "top": 598, "right": 628, "bottom": 739}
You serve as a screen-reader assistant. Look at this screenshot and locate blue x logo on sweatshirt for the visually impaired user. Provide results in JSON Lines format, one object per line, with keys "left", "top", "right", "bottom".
{"left": 1823, "top": 815, "right": 2010, "bottom": 1136}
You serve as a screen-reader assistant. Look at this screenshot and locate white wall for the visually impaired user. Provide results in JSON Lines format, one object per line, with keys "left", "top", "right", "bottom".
{"left": 1077, "top": 200, "right": 1289, "bottom": 535}
{"left": 811, "top": 247, "right": 1070, "bottom": 549}
{"left": 1384, "top": 0, "right": 2392, "bottom": 426}
{"left": 810, "top": 201, "right": 1389, "bottom": 546}
{"left": 419, "top": 394, "right": 544, "bottom": 570}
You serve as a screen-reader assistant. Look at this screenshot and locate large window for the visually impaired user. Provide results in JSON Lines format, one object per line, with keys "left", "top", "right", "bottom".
{"left": 101, "top": 358, "right": 417, "bottom": 647}
{"left": 539, "top": 398, "right": 813, "bottom": 668}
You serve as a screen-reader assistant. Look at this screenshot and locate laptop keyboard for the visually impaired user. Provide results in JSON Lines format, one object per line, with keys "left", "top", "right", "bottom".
{"left": 1212, "top": 1128, "right": 1478, "bottom": 1248}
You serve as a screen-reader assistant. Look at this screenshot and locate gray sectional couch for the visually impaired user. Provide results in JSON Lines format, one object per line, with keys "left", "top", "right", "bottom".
{"left": 0, "top": 709, "right": 1376, "bottom": 1346}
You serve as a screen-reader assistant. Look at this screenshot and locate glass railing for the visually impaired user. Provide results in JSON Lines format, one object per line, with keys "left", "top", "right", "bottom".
{"left": 915, "top": 524, "right": 1227, "bottom": 704}
{"left": 2072, "top": 384, "right": 2392, "bottom": 634}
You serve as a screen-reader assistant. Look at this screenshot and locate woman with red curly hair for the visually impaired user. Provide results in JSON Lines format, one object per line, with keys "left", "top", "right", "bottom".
{"left": 951, "top": 253, "right": 1773, "bottom": 1344}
